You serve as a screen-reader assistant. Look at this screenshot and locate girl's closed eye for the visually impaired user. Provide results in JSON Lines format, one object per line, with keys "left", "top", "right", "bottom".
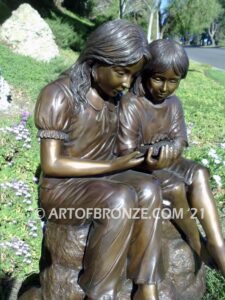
{"left": 116, "top": 71, "right": 125, "bottom": 77}
{"left": 152, "top": 77, "right": 162, "bottom": 82}
{"left": 169, "top": 79, "right": 180, "bottom": 84}
{"left": 113, "top": 68, "right": 126, "bottom": 76}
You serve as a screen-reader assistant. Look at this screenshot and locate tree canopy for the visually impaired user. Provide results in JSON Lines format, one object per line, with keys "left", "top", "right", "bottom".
{"left": 163, "top": 0, "right": 222, "bottom": 43}
{"left": 1, "top": 0, "right": 225, "bottom": 46}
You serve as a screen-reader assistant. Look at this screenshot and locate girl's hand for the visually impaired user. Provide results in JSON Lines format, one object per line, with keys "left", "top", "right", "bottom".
{"left": 146, "top": 145, "right": 177, "bottom": 170}
{"left": 110, "top": 151, "right": 144, "bottom": 172}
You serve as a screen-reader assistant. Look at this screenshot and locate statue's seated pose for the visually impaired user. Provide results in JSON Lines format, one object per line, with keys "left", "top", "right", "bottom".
{"left": 118, "top": 39, "right": 225, "bottom": 276}
{"left": 34, "top": 20, "right": 163, "bottom": 300}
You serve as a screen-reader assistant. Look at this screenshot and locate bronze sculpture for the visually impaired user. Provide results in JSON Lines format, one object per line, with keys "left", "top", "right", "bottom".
{"left": 34, "top": 20, "right": 164, "bottom": 300}
{"left": 118, "top": 39, "right": 225, "bottom": 276}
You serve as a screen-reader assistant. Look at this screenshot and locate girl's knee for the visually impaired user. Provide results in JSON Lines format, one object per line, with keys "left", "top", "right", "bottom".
{"left": 193, "top": 166, "right": 210, "bottom": 182}
{"left": 163, "top": 181, "right": 186, "bottom": 206}
{"left": 172, "top": 181, "right": 186, "bottom": 196}
{"left": 139, "top": 179, "right": 162, "bottom": 208}
{"left": 108, "top": 184, "right": 137, "bottom": 211}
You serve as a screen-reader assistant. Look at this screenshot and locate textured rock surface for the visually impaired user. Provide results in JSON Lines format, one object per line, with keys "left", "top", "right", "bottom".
{"left": 159, "top": 220, "right": 205, "bottom": 300}
{"left": 0, "top": 4, "right": 59, "bottom": 62}
{"left": 18, "top": 218, "right": 205, "bottom": 300}
{"left": 0, "top": 73, "right": 11, "bottom": 111}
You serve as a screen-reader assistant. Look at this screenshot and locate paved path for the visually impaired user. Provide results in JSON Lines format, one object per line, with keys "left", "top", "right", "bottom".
{"left": 184, "top": 47, "right": 225, "bottom": 70}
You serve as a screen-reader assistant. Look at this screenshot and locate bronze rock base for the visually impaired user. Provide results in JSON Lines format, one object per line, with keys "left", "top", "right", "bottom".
{"left": 18, "top": 219, "right": 205, "bottom": 300}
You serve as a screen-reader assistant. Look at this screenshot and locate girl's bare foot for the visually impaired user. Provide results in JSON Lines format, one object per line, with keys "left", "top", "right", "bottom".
{"left": 133, "top": 284, "right": 158, "bottom": 300}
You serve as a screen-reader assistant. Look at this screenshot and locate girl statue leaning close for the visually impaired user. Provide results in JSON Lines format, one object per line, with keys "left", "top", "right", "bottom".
{"left": 118, "top": 39, "right": 225, "bottom": 278}
{"left": 34, "top": 20, "right": 164, "bottom": 300}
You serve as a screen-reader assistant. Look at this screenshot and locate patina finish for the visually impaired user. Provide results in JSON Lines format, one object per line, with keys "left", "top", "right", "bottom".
{"left": 34, "top": 20, "right": 163, "bottom": 300}
{"left": 118, "top": 39, "right": 225, "bottom": 276}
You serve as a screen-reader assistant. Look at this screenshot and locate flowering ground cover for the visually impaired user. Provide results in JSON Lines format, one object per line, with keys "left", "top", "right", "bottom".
{"left": 0, "top": 47, "right": 225, "bottom": 299}
{"left": 0, "top": 113, "right": 41, "bottom": 278}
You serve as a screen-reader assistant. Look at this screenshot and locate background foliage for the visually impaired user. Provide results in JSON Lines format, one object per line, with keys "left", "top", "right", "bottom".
{"left": 0, "top": 0, "right": 225, "bottom": 45}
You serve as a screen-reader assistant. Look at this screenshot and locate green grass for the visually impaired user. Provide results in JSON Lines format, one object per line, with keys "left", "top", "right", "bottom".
{"left": 177, "top": 62, "right": 225, "bottom": 144}
{"left": 203, "top": 267, "right": 225, "bottom": 300}
{"left": 175, "top": 65, "right": 225, "bottom": 300}
{"left": 0, "top": 43, "right": 77, "bottom": 102}
{"left": 205, "top": 68, "right": 225, "bottom": 86}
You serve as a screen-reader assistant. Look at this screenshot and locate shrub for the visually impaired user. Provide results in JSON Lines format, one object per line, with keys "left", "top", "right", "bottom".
{"left": 46, "top": 15, "right": 85, "bottom": 50}
{"left": 0, "top": 1, "right": 11, "bottom": 23}
{"left": 203, "top": 268, "right": 225, "bottom": 300}
{"left": 0, "top": 114, "right": 41, "bottom": 278}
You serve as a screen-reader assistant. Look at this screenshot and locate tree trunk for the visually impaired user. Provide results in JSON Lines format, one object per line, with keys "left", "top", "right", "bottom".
{"left": 209, "top": 34, "right": 216, "bottom": 46}
{"left": 119, "top": 0, "right": 128, "bottom": 19}
{"left": 160, "top": 25, "right": 166, "bottom": 39}
{"left": 147, "top": 10, "right": 155, "bottom": 43}
{"left": 156, "top": 10, "right": 160, "bottom": 39}
{"left": 208, "top": 22, "right": 217, "bottom": 47}
{"left": 183, "top": 32, "right": 191, "bottom": 45}
{"left": 53, "top": 0, "right": 63, "bottom": 9}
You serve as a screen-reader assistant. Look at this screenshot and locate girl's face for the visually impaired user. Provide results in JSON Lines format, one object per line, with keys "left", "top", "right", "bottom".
{"left": 94, "top": 58, "right": 145, "bottom": 98}
{"left": 147, "top": 69, "right": 181, "bottom": 103}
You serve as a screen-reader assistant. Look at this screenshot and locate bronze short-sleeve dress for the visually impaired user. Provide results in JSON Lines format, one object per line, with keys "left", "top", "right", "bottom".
{"left": 35, "top": 75, "right": 163, "bottom": 299}
{"left": 118, "top": 92, "right": 209, "bottom": 189}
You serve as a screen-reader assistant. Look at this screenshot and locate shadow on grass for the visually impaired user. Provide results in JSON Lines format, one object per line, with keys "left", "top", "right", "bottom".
{"left": 0, "top": 271, "right": 41, "bottom": 300}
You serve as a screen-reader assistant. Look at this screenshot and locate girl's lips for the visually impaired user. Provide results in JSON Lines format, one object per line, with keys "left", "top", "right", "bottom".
{"left": 156, "top": 94, "right": 166, "bottom": 99}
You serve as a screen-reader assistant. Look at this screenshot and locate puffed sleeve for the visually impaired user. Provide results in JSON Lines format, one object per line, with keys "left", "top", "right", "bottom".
{"left": 117, "top": 93, "right": 141, "bottom": 154}
{"left": 34, "top": 82, "right": 72, "bottom": 140}
{"left": 169, "top": 96, "right": 188, "bottom": 146}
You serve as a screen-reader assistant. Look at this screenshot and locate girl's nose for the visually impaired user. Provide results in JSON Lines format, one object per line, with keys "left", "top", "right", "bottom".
{"left": 161, "top": 81, "right": 167, "bottom": 92}
{"left": 122, "top": 76, "right": 131, "bottom": 89}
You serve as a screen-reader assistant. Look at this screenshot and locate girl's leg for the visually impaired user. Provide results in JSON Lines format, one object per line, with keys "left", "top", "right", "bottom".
{"left": 163, "top": 182, "right": 203, "bottom": 257}
{"left": 113, "top": 170, "right": 163, "bottom": 300}
{"left": 188, "top": 167, "right": 225, "bottom": 275}
{"left": 41, "top": 178, "right": 137, "bottom": 299}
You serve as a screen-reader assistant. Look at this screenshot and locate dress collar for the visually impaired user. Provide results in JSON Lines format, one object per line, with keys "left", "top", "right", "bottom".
{"left": 86, "top": 88, "right": 116, "bottom": 112}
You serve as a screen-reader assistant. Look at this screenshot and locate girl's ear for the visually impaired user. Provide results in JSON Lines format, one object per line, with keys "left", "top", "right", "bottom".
{"left": 91, "top": 64, "right": 98, "bottom": 83}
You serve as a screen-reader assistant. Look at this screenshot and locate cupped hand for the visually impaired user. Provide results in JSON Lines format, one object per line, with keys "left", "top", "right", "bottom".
{"left": 146, "top": 144, "right": 178, "bottom": 170}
